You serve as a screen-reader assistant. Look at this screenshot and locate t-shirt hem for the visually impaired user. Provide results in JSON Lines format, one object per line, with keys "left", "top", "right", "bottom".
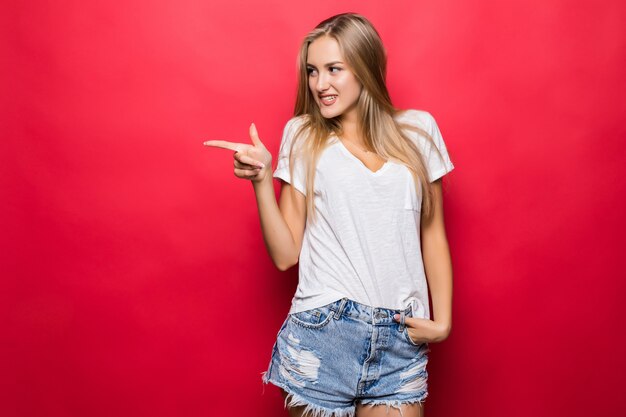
{"left": 288, "top": 293, "right": 432, "bottom": 319}
{"left": 288, "top": 293, "right": 347, "bottom": 315}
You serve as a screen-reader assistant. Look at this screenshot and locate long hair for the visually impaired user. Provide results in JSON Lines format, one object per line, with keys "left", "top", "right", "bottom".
{"left": 286, "top": 12, "right": 447, "bottom": 224}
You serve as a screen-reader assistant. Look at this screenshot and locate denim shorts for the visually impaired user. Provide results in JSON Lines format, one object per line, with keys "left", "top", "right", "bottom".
{"left": 261, "top": 297, "right": 430, "bottom": 417}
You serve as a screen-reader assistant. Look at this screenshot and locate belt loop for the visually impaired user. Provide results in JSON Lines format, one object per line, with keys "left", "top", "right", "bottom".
{"left": 398, "top": 310, "right": 406, "bottom": 332}
{"left": 334, "top": 297, "right": 348, "bottom": 320}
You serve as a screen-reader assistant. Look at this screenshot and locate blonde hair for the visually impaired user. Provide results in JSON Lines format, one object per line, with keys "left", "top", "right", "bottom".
{"left": 285, "top": 12, "right": 448, "bottom": 224}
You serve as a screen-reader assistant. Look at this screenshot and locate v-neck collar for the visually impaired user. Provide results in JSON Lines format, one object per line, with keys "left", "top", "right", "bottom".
{"left": 331, "top": 135, "right": 391, "bottom": 176}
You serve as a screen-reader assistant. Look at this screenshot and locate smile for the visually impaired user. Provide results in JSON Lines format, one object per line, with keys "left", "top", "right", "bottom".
{"left": 320, "top": 95, "right": 337, "bottom": 105}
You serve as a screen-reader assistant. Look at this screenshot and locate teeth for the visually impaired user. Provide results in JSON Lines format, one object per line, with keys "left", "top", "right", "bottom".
{"left": 322, "top": 96, "right": 337, "bottom": 101}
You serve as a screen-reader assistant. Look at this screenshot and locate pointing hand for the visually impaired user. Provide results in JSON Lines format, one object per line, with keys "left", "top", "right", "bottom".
{"left": 203, "top": 123, "right": 272, "bottom": 183}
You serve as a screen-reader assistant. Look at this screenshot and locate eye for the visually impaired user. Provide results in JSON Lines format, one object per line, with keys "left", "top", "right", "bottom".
{"left": 307, "top": 67, "right": 317, "bottom": 76}
{"left": 329, "top": 66, "right": 341, "bottom": 73}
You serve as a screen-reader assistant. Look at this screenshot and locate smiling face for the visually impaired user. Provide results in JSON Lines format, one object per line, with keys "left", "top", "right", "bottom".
{"left": 306, "top": 36, "right": 363, "bottom": 122}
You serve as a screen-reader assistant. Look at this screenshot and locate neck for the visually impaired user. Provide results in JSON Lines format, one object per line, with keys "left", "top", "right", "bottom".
{"left": 339, "top": 111, "right": 361, "bottom": 142}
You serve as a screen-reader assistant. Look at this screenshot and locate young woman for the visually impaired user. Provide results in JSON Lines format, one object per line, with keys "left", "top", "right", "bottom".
{"left": 204, "top": 12, "right": 454, "bottom": 417}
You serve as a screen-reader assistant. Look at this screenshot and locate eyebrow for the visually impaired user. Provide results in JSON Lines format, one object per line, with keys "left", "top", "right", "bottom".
{"left": 306, "top": 61, "right": 344, "bottom": 68}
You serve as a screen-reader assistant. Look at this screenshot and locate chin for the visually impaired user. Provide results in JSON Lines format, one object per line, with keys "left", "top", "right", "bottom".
{"left": 318, "top": 106, "right": 342, "bottom": 119}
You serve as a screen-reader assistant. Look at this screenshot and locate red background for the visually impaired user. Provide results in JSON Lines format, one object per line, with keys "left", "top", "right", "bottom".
{"left": 2, "top": 1, "right": 625, "bottom": 416}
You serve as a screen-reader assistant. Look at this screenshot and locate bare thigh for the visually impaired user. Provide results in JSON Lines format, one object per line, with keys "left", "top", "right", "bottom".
{"left": 280, "top": 389, "right": 309, "bottom": 417}
{"left": 355, "top": 402, "right": 423, "bottom": 417}
{"left": 281, "top": 389, "right": 424, "bottom": 417}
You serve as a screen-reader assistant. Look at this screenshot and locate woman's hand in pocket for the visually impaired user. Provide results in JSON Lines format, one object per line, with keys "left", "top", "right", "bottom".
{"left": 203, "top": 123, "right": 272, "bottom": 183}
{"left": 393, "top": 315, "right": 451, "bottom": 344}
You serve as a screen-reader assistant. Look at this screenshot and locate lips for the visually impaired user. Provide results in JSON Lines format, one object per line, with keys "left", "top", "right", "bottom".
{"left": 319, "top": 95, "right": 338, "bottom": 106}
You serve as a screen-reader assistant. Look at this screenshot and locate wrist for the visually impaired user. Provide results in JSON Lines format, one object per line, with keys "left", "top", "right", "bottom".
{"left": 252, "top": 170, "right": 274, "bottom": 188}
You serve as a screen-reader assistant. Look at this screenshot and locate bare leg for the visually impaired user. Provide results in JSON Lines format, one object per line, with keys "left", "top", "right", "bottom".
{"left": 280, "top": 388, "right": 310, "bottom": 417}
{"left": 355, "top": 401, "right": 423, "bottom": 417}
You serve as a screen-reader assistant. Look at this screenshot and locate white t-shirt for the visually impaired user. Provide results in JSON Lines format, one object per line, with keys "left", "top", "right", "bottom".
{"left": 272, "top": 109, "right": 454, "bottom": 319}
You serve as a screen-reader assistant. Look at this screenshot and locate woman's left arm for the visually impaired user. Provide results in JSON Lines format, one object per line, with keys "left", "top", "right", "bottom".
{"left": 393, "top": 178, "right": 453, "bottom": 343}
{"left": 420, "top": 178, "right": 453, "bottom": 341}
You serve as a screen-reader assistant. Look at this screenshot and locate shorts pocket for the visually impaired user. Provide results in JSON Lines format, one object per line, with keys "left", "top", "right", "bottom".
{"left": 401, "top": 307, "right": 425, "bottom": 348}
{"left": 403, "top": 326, "right": 422, "bottom": 347}
{"left": 288, "top": 302, "right": 336, "bottom": 329}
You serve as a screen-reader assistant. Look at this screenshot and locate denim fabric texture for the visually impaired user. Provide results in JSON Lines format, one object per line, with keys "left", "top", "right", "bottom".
{"left": 261, "top": 297, "right": 430, "bottom": 417}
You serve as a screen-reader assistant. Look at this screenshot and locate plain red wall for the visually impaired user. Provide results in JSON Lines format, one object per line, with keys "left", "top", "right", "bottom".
{"left": 2, "top": 1, "right": 625, "bottom": 416}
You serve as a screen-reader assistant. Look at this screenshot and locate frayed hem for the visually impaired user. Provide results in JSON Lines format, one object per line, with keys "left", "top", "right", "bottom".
{"left": 260, "top": 374, "right": 355, "bottom": 417}
{"left": 358, "top": 395, "right": 428, "bottom": 417}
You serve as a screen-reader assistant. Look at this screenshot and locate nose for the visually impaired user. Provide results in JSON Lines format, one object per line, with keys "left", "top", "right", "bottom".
{"left": 315, "top": 70, "right": 330, "bottom": 92}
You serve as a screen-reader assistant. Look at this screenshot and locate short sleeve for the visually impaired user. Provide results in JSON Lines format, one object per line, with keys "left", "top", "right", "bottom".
{"left": 409, "top": 111, "right": 455, "bottom": 182}
{"left": 273, "top": 117, "right": 307, "bottom": 196}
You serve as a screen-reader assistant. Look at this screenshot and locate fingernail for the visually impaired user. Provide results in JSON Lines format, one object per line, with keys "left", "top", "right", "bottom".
{"left": 393, "top": 314, "right": 399, "bottom": 320}
{"left": 257, "top": 162, "right": 265, "bottom": 168}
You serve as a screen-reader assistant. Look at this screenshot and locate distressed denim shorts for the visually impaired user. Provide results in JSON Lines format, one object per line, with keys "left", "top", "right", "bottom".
{"left": 261, "top": 297, "right": 430, "bottom": 417}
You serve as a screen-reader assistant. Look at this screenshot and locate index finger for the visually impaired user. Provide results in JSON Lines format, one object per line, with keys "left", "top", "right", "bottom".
{"left": 203, "top": 140, "right": 245, "bottom": 153}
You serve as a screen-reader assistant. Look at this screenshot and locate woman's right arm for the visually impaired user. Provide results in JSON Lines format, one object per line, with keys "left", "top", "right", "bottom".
{"left": 204, "top": 121, "right": 306, "bottom": 271}
{"left": 252, "top": 173, "right": 307, "bottom": 271}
